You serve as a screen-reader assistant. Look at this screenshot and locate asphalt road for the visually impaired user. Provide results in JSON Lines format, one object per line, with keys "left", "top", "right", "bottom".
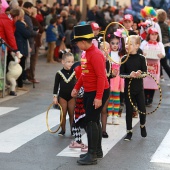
{"left": 0, "top": 52, "right": 170, "bottom": 170}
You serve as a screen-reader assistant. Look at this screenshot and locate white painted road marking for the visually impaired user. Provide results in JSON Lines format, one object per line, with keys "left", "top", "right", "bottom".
{"left": 0, "top": 108, "right": 64, "bottom": 153}
{"left": 0, "top": 107, "right": 18, "bottom": 116}
{"left": 57, "top": 114, "right": 139, "bottom": 157}
{"left": 151, "top": 129, "right": 170, "bottom": 164}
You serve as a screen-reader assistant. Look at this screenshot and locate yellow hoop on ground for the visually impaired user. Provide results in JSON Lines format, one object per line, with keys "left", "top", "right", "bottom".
{"left": 128, "top": 72, "right": 162, "bottom": 115}
{"left": 46, "top": 103, "right": 63, "bottom": 133}
{"left": 103, "top": 22, "right": 130, "bottom": 65}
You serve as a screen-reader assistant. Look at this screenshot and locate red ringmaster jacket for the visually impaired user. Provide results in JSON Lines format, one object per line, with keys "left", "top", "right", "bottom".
{"left": 0, "top": 13, "right": 18, "bottom": 50}
{"left": 74, "top": 44, "right": 109, "bottom": 100}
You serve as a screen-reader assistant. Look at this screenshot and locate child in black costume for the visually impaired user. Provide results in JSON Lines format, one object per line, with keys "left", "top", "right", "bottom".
{"left": 120, "top": 35, "right": 147, "bottom": 141}
{"left": 53, "top": 52, "right": 76, "bottom": 136}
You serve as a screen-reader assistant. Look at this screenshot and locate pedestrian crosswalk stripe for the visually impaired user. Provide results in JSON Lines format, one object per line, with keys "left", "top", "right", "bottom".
{"left": 0, "top": 107, "right": 19, "bottom": 116}
{"left": 150, "top": 129, "right": 170, "bottom": 164}
{"left": 0, "top": 108, "right": 65, "bottom": 153}
{"left": 57, "top": 114, "right": 139, "bottom": 157}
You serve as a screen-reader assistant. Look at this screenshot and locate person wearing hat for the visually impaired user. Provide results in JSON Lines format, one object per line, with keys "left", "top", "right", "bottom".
{"left": 140, "top": 27, "right": 165, "bottom": 106}
{"left": 90, "top": 22, "right": 102, "bottom": 48}
{"left": 123, "top": 14, "right": 137, "bottom": 36}
{"left": 71, "top": 24, "right": 110, "bottom": 165}
{"left": 140, "top": 6, "right": 162, "bottom": 42}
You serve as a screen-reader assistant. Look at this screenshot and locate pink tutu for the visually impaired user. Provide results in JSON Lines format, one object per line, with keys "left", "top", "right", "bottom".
{"left": 143, "top": 59, "right": 160, "bottom": 90}
{"left": 110, "top": 63, "right": 124, "bottom": 92}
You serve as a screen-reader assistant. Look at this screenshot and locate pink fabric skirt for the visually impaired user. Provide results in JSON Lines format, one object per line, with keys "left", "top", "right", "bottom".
{"left": 110, "top": 76, "right": 124, "bottom": 92}
{"left": 110, "top": 63, "right": 124, "bottom": 92}
{"left": 143, "top": 59, "right": 160, "bottom": 90}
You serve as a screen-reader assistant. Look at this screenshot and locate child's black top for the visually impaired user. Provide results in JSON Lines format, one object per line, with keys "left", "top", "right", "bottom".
{"left": 53, "top": 68, "right": 76, "bottom": 101}
{"left": 120, "top": 53, "right": 147, "bottom": 93}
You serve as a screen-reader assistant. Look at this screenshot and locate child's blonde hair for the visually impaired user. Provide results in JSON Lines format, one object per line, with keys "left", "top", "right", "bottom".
{"left": 129, "top": 35, "right": 141, "bottom": 46}
{"left": 62, "top": 52, "right": 74, "bottom": 60}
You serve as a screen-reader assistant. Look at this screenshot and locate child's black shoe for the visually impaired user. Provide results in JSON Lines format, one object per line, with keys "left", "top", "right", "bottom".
{"left": 146, "top": 98, "right": 153, "bottom": 107}
{"left": 124, "top": 131, "right": 133, "bottom": 141}
{"left": 58, "top": 130, "right": 65, "bottom": 136}
{"left": 9, "top": 91, "right": 17, "bottom": 96}
{"left": 140, "top": 125, "right": 147, "bottom": 137}
{"left": 102, "top": 131, "right": 109, "bottom": 138}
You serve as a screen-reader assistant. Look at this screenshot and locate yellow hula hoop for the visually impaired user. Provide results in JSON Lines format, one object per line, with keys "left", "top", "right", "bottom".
{"left": 128, "top": 72, "right": 162, "bottom": 115}
{"left": 103, "top": 22, "right": 130, "bottom": 65}
{"left": 46, "top": 103, "right": 63, "bottom": 133}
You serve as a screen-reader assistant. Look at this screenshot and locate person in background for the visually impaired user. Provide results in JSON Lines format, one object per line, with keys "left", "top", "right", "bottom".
{"left": 35, "top": 0, "right": 50, "bottom": 27}
{"left": 46, "top": 18, "right": 58, "bottom": 63}
{"left": 23, "top": 2, "right": 39, "bottom": 82}
{"left": 157, "top": 9, "right": 170, "bottom": 86}
{"left": 140, "top": 28, "right": 165, "bottom": 106}
{"left": 0, "top": 8, "right": 19, "bottom": 52}
{"left": 6, "top": 52, "right": 23, "bottom": 96}
{"left": 0, "top": 8, "right": 20, "bottom": 74}
{"left": 66, "top": 10, "right": 77, "bottom": 30}
{"left": 65, "top": 23, "right": 74, "bottom": 50}
{"left": 15, "top": 8, "right": 31, "bottom": 91}
{"left": 28, "top": 7, "right": 44, "bottom": 83}
{"left": 132, "top": 20, "right": 140, "bottom": 35}
{"left": 90, "top": 22, "right": 101, "bottom": 48}
{"left": 45, "top": 8, "right": 56, "bottom": 26}
{"left": 9, "top": 0, "right": 19, "bottom": 9}
{"left": 74, "top": 5, "right": 81, "bottom": 22}
{"left": 54, "top": 15, "right": 65, "bottom": 62}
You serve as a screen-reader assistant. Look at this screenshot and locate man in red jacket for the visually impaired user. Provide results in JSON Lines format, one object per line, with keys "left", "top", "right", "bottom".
{"left": 0, "top": 8, "right": 20, "bottom": 51}
{"left": 71, "top": 24, "right": 110, "bottom": 165}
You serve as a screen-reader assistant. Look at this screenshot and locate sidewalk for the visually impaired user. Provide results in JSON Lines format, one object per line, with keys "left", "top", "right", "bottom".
{"left": 0, "top": 47, "right": 62, "bottom": 104}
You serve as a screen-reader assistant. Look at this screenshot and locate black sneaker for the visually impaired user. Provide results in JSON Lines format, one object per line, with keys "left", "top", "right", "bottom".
{"left": 124, "top": 132, "right": 133, "bottom": 141}
{"left": 9, "top": 91, "right": 17, "bottom": 96}
{"left": 146, "top": 99, "right": 153, "bottom": 107}
{"left": 102, "top": 131, "right": 109, "bottom": 138}
{"left": 58, "top": 130, "right": 65, "bottom": 136}
{"left": 140, "top": 126, "right": 147, "bottom": 137}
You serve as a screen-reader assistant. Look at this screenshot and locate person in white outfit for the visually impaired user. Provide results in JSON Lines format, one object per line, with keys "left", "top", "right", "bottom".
{"left": 6, "top": 51, "right": 23, "bottom": 96}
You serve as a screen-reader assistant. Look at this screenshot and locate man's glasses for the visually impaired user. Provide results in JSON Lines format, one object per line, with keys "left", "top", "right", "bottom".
{"left": 110, "top": 42, "right": 119, "bottom": 45}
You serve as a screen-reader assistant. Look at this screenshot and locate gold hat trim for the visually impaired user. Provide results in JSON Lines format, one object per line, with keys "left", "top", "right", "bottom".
{"left": 74, "top": 33, "right": 94, "bottom": 39}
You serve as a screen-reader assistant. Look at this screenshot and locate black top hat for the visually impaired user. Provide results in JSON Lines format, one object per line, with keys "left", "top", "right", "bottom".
{"left": 71, "top": 24, "right": 94, "bottom": 43}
